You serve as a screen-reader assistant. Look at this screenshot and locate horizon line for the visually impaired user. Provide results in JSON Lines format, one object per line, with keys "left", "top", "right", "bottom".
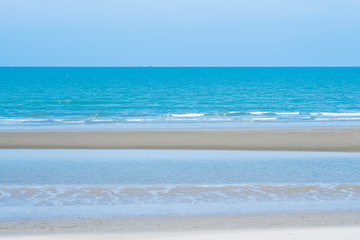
{"left": 1, "top": 66, "right": 360, "bottom": 68}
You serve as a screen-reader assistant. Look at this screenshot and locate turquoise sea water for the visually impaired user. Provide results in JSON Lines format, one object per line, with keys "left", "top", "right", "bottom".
{"left": 1, "top": 67, "right": 360, "bottom": 129}
{"left": 1, "top": 150, "right": 360, "bottom": 219}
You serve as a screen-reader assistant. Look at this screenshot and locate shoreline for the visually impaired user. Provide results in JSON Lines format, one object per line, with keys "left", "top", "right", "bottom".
{"left": 1, "top": 211, "right": 360, "bottom": 235}
{"left": 1, "top": 126, "right": 360, "bottom": 151}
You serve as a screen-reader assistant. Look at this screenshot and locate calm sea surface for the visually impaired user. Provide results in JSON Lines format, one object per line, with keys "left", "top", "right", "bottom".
{"left": 1, "top": 150, "right": 360, "bottom": 219}
{"left": 1, "top": 67, "right": 360, "bottom": 129}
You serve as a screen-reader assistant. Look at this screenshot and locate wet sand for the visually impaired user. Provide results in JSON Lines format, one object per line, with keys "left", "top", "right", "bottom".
{"left": 1, "top": 126, "right": 360, "bottom": 151}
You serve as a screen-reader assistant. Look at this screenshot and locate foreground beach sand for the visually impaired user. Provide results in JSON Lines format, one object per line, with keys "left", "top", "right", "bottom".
{"left": 2, "top": 227, "right": 360, "bottom": 240}
{"left": 1, "top": 212, "right": 360, "bottom": 239}
{"left": 1, "top": 126, "right": 360, "bottom": 151}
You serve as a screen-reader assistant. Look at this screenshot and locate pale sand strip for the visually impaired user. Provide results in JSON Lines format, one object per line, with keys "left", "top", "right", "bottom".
{"left": 1, "top": 211, "right": 360, "bottom": 235}
{"left": 1, "top": 212, "right": 360, "bottom": 239}
{"left": 0, "top": 127, "right": 360, "bottom": 151}
{"left": 2, "top": 227, "right": 360, "bottom": 240}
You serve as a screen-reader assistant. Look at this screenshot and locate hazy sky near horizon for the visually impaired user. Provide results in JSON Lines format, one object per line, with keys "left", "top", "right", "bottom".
{"left": 1, "top": 0, "right": 360, "bottom": 66}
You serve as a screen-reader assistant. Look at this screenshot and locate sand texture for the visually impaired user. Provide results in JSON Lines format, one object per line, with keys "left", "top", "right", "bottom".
{"left": 0, "top": 127, "right": 360, "bottom": 151}
{"left": 1, "top": 211, "right": 360, "bottom": 239}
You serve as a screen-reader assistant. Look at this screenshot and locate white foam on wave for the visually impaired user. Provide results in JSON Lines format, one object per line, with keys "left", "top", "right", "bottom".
{"left": 165, "top": 118, "right": 200, "bottom": 121}
{"left": 0, "top": 118, "right": 48, "bottom": 123}
{"left": 53, "top": 119, "right": 86, "bottom": 123}
{"left": 251, "top": 112, "right": 300, "bottom": 115}
{"left": 311, "top": 112, "right": 360, "bottom": 116}
{"left": 315, "top": 117, "right": 360, "bottom": 121}
{"left": 164, "top": 113, "right": 204, "bottom": 118}
{"left": 1, "top": 184, "right": 359, "bottom": 207}
{"left": 322, "top": 112, "right": 360, "bottom": 116}
{"left": 275, "top": 112, "right": 300, "bottom": 115}
{"left": 249, "top": 112, "right": 268, "bottom": 115}
{"left": 207, "top": 118, "right": 233, "bottom": 121}
{"left": 125, "top": 118, "right": 146, "bottom": 122}
{"left": 2, "top": 183, "right": 360, "bottom": 219}
{"left": 91, "top": 119, "right": 115, "bottom": 122}
{"left": 252, "top": 117, "right": 277, "bottom": 121}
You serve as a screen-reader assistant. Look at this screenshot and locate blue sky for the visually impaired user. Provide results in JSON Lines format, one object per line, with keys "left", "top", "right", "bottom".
{"left": 0, "top": 0, "right": 359, "bottom": 66}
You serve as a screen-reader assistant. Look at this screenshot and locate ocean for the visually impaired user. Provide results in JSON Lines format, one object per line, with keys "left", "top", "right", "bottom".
{"left": 1, "top": 150, "right": 360, "bottom": 219}
{"left": 1, "top": 67, "right": 360, "bottom": 129}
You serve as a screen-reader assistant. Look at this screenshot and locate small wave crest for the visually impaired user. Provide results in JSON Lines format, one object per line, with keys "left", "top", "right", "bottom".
{"left": 0, "top": 118, "right": 49, "bottom": 123}
{"left": 252, "top": 117, "right": 277, "bottom": 121}
{"left": 2, "top": 111, "right": 360, "bottom": 127}
{"left": 1, "top": 184, "right": 359, "bottom": 207}
{"left": 311, "top": 112, "right": 360, "bottom": 116}
{"left": 163, "top": 113, "right": 205, "bottom": 118}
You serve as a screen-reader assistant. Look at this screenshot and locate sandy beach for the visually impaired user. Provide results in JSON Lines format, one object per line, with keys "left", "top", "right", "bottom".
{"left": 1, "top": 126, "right": 360, "bottom": 151}
{"left": 2, "top": 227, "right": 359, "bottom": 240}
{"left": 1, "top": 211, "right": 360, "bottom": 239}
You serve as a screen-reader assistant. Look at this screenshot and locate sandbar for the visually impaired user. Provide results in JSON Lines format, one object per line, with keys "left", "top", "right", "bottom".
{"left": 0, "top": 127, "right": 359, "bottom": 151}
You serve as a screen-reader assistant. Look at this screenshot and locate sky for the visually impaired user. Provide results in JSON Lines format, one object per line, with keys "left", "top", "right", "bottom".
{"left": 0, "top": 0, "right": 359, "bottom": 66}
